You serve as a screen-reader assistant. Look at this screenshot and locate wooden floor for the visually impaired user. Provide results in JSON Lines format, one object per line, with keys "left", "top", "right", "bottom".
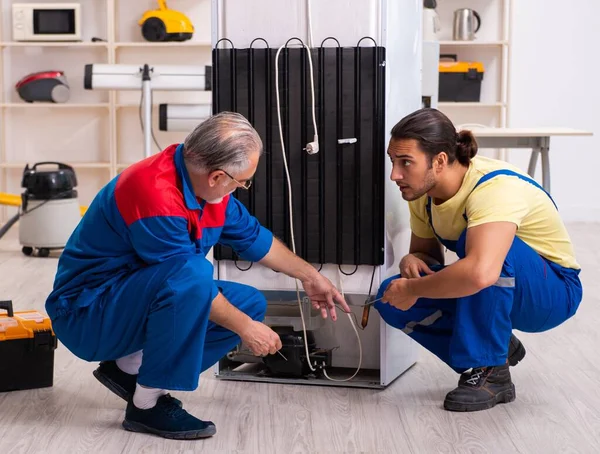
{"left": 1, "top": 224, "right": 599, "bottom": 453}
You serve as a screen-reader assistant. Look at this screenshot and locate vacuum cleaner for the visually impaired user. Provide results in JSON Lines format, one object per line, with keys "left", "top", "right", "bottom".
{"left": 0, "top": 162, "right": 81, "bottom": 257}
{"left": 15, "top": 71, "right": 70, "bottom": 104}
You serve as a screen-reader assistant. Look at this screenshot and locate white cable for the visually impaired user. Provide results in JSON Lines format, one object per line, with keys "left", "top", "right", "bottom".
{"left": 275, "top": 40, "right": 362, "bottom": 382}
{"left": 275, "top": 43, "right": 316, "bottom": 372}
{"left": 302, "top": 40, "right": 319, "bottom": 155}
{"left": 275, "top": 41, "right": 318, "bottom": 156}
{"left": 322, "top": 269, "right": 363, "bottom": 382}
{"left": 306, "top": 0, "right": 314, "bottom": 49}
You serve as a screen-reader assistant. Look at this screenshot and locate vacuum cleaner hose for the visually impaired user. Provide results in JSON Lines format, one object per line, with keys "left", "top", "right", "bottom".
{"left": 0, "top": 213, "right": 20, "bottom": 240}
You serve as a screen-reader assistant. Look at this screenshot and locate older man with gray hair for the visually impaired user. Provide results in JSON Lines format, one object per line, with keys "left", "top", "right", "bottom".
{"left": 45, "top": 112, "right": 350, "bottom": 440}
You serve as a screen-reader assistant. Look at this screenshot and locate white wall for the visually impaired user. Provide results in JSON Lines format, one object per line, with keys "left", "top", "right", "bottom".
{"left": 508, "top": 0, "right": 599, "bottom": 222}
{"left": 216, "top": 0, "right": 381, "bottom": 48}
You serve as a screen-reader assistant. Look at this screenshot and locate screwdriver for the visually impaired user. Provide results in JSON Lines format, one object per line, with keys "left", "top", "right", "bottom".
{"left": 365, "top": 296, "right": 384, "bottom": 306}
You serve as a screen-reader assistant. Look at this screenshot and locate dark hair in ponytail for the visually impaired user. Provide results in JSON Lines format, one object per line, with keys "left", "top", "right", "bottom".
{"left": 456, "top": 130, "right": 478, "bottom": 165}
{"left": 390, "top": 108, "right": 478, "bottom": 166}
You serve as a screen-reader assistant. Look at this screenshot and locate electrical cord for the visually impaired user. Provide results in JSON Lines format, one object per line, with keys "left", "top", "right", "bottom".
{"left": 306, "top": 0, "right": 314, "bottom": 48}
{"left": 278, "top": 38, "right": 319, "bottom": 155}
{"left": 322, "top": 269, "right": 362, "bottom": 381}
{"left": 275, "top": 41, "right": 317, "bottom": 373}
{"left": 139, "top": 89, "right": 162, "bottom": 153}
{"left": 305, "top": 42, "right": 319, "bottom": 154}
{"left": 275, "top": 38, "right": 363, "bottom": 382}
{"left": 320, "top": 265, "right": 377, "bottom": 380}
{"left": 0, "top": 213, "right": 19, "bottom": 240}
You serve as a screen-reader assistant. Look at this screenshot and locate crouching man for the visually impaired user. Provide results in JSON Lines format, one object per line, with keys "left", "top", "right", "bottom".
{"left": 45, "top": 112, "right": 349, "bottom": 439}
{"left": 375, "top": 108, "right": 582, "bottom": 412}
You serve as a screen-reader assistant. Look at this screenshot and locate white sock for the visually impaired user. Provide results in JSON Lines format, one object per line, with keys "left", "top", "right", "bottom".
{"left": 133, "top": 383, "right": 167, "bottom": 409}
{"left": 116, "top": 350, "right": 143, "bottom": 375}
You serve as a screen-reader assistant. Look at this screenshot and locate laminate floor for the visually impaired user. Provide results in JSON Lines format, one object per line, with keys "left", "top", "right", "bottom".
{"left": 0, "top": 224, "right": 599, "bottom": 453}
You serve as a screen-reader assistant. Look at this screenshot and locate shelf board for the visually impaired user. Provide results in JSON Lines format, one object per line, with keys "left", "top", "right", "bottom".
{"left": 1, "top": 103, "right": 110, "bottom": 109}
{"left": 439, "top": 40, "right": 507, "bottom": 46}
{"left": 115, "top": 42, "right": 211, "bottom": 48}
{"left": 117, "top": 103, "right": 156, "bottom": 109}
{"left": 0, "top": 162, "right": 111, "bottom": 169}
{"left": 438, "top": 102, "right": 505, "bottom": 108}
{"left": 0, "top": 42, "right": 108, "bottom": 48}
{"left": 0, "top": 42, "right": 210, "bottom": 49}
{"left": 116, "top": 103, "right": 209, "bottom": 109}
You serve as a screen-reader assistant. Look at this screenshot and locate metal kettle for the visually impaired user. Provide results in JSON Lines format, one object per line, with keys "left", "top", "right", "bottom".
{"left": 453, "top": 8, "right": 481, "bottom": 41}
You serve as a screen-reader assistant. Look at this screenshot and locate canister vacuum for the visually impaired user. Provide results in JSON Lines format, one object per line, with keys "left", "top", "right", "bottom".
{"left": 0, "top": 162, "right": 82, "bottom": 257}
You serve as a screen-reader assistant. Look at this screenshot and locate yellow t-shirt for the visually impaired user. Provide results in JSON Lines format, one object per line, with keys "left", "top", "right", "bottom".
{"left": 409, "top": 156, "right": 580, "bottom": 270}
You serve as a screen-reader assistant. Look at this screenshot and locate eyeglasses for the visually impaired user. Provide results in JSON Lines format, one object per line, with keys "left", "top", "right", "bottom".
{"left": 220, "top": 169, "right": 252, "bottom": 190}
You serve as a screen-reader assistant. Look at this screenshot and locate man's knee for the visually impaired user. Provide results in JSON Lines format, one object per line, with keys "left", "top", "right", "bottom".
{"left": 161, "top": 255, "right": 215, "bottom": 296}
{"left": 218, "top": 281, "right": 268, "bottom": 321}
{"left": 164, "top": 255, "right": 214, "bottom": 279}
{"left": 140, "top": 256, "right": 218, "bottom": 319}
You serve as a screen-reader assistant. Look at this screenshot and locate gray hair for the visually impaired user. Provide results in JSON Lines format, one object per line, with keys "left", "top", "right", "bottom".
{"left": 183, "top": 111, "right": 263, "bottom": 175}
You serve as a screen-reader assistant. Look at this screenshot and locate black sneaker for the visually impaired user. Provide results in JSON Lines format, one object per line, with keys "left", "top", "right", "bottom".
{"left": 444, "top": 363, "right": 516, "bottom": 412}
{"left": 93, "top": 361, "right": 137, "bottom": 401}
{"left": 93, "top": 361, "right": 183, "bottom": 408}
{"left": 122, "top": 395, "right": 217, "bottom": 440}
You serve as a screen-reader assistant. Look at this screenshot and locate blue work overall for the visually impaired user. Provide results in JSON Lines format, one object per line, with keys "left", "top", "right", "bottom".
{"left": 47, "top": 143, "right": 273, "bottom": 392}
{"left": 374, "top": 170, "right": 583, "bottom": 371}
{"left": 50, "top": 259, "right": 267, "bottom": 391}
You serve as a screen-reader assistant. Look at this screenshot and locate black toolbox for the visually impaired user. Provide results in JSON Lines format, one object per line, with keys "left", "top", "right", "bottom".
{"left": 0, "top": 300, "right": 58, "bottom": 392}
{"left": 438, "top": 54, "right": 485, "bottom": 102}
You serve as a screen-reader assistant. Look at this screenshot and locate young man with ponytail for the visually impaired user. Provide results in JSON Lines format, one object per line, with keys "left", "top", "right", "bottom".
{"left": 375, "top": 108, "right": 582, "bottom": 412}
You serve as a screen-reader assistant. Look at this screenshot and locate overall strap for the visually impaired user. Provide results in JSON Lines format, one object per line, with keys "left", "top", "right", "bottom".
{"left": 425, "top": 197, "right": 445, "bottom": 243}
{"left": 427, "top": 169, "right": 555, "bottom": 247}
{"left": 470, "top": 169, "right": 558, "bottom": 210}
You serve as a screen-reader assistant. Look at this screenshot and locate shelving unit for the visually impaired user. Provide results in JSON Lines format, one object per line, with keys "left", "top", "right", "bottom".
{"left": 0, "top": 42, "right": 109, "bottom": 47}
{"left": 114, "top": 41, "right": 211, "bottom": 48}
{"left": 0, "top": 0, "right": 212, "bottom": 221}
{"left": 0, "top": 0, "right": 514, "bottom": 223}
{"left": 434, "top": 0, "right": 512, "bottom": 137}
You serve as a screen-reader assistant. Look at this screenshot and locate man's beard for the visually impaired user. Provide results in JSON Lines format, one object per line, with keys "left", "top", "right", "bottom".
{"left": 401, "top": 170, "right": 436, "bottom": 201}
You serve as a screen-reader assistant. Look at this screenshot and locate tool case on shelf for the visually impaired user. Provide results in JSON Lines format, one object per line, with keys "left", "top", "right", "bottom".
{"left": 438, "top": 54, "right": 485, "bottom": 102}
{"left": 0, "top": 300, "right": 58, "bottom": 392}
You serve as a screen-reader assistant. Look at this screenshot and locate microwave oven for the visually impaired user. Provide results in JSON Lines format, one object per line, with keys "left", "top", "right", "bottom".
{"left": 12, "top": 3, "right": 81, "bottom": 42}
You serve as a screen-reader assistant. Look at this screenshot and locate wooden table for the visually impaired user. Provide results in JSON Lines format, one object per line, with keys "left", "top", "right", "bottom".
{"left": 467, "top": 128, "right": 593, "bottom": 193}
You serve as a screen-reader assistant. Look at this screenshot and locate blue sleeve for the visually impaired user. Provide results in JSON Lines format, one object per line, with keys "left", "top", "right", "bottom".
{"left": 219, "top": 196, "right": 274, "bottom": 262}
